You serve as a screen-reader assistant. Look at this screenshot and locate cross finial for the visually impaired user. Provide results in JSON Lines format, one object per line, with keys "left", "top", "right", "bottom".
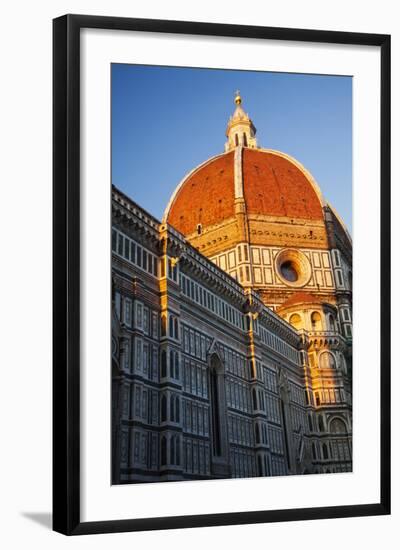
{"left": 234, "top": 90, "right": 242, "bottom": 105}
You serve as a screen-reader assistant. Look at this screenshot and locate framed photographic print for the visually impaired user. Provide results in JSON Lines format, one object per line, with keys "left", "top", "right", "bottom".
{"left": 53, "top": 14, "right": 391, "bottom": 535}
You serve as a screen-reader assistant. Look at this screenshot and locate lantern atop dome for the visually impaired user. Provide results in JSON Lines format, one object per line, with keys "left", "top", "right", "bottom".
{"left": 225, "top": 91, "right": 258, "bottom": 151}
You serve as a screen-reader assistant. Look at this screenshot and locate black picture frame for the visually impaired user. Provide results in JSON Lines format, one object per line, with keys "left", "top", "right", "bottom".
{"left": 53, "top": 14, "right": 391, "bottom": 535}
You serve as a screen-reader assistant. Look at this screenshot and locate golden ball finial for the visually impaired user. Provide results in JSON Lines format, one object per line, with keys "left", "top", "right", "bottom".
{"left": 234, "top": 90, "right": 242, "bottom": 105}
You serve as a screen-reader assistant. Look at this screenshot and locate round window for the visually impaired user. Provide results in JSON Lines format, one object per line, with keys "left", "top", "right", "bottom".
{"left": 280, "top": 260, "right": 299, "bottom": 282}
{"left": 275, "top": 249, "right": 312, "bottom": 288}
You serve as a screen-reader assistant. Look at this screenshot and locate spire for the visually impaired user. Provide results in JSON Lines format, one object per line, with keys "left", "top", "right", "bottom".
{"left": 225, "top": 91, "right": 258, "bottom": 152}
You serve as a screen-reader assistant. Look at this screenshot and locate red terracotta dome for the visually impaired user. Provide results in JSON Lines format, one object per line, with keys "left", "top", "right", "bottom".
{"left": 165, "top": 147, "right": 324, "bottom": 236}
{"left": 166, "top": 151, "right": 236, "bottom": 236}
{"left": 242, "top": 149, "right": 323, "bottom": 220}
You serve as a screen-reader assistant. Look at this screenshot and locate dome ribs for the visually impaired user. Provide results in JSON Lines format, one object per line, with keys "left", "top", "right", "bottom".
{"left": 242, "top": 149, "right": 323, "bottom": 221}
{"left": 166, "top": 148, "right": 324, "bottom": 240}
{"left": 167, "top": 151, "right": 235, "bottom": 235}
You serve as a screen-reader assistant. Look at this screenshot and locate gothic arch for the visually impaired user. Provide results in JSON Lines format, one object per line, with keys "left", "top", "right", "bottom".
{"left": 329, "top": 417, "right": 348, "bottom": 433}
{"left": 207, "top": 338, "right": 224, "bottom": 364}
{"left": 319, "top": 350, "right": 336, "bottom": 369}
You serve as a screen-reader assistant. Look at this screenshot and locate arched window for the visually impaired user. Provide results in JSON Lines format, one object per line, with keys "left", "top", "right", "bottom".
{"left": 209, "top": 353, "right": 228, "bottom": 460}
{"left": 174, "top": 318, "right": 179, "bottom": 339}
{"left": 170, "top": 394, "right": 175, "bottom": 422}
{"left": 174, "top": 352, "right": 180, "bottom": 379}
{"left": 175, "top": 396, "right": 180, "bottom": 423}
{"left": 318, "top": 415, "right": 325, "bottom": 432}
{"left": 169, "top": 315, "right": 174, "bottom": 337}
{"left": 161, "top": 315, "right": 166, "bottom": 336}
{"left": 328, "top": 313, "right": 335, "bottom": 331}
{"left": 312, "top": 442, "right": 317, "bottom": 460}
{"left": 161, "top": 350, "right": 167, "bottom": 378}
{"left": 161, "top": 436, "right": 167, "bottom": 465}
{"left": 315, "top": 392, "right": 321, "bottom": 407}
{"left": 255, "top": 423, "right": 260, "bottom": 444}
{"left": 330, "top": 417, "right": 347, "bottom": 434}
{"left": 322, "top": 443, "right": 329, "bottom": 460}
{"left": 243, "top": 133, "right": 248, "bottom": 147}
{"left": 210, "top": 366, "right": 221, "bottom": 456}
{"left": 252, "top": 388, "right": 258, "bottom": 410}
{"left": 311, "top": 311, "right": 322, "bottom": 331}
{"left": 170, "top": 435, "right": 176, "bottom": 465}
{"left": 319, "top": 351, "right": 336, "bottom": 369}
{"left": 260, "top": 391, "right": 265, "bottom": 411}
{"left": 257, "top": 455, "right": 263, "bottom": 476}
{"left": 197, "top": 223, "right": 202, "bottom": 235}
{"left": 289, "top": 313, "right": 302, "bottom": 330}
{"left": 235, "top": 133, "right": 239, "bottom": 146}
{"left": 169, "top": 350, "right": 174, "bottom": 377}
{"left": 280, "top": 398, "right": 291, "bottom": 470}
{"left": 161, "top": 395, "right": 167, "bottom": 422}
{"left": 176, "top": 437, "right": 180, "bottom": 465}
{"left": 308, "top": 414, "right": 313, "bottom": 432}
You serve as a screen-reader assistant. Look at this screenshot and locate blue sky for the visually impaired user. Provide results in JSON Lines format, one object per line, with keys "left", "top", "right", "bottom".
{"left": 112, "top": 64, "right": 352, "bottom": 232}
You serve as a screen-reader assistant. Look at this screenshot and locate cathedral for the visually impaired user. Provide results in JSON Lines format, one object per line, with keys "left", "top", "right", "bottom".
{"left": 111, "top": 92, "right": 352, "bottom": 484}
